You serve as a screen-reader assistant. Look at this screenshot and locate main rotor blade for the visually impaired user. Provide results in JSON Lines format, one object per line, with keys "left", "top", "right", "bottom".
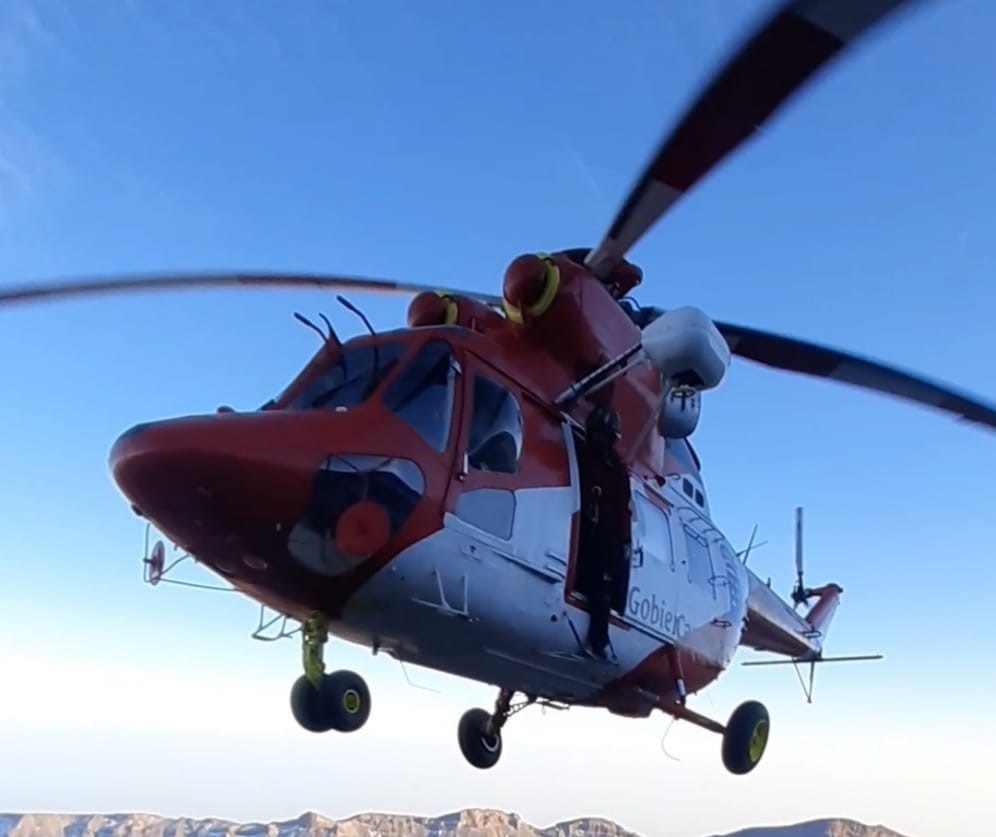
{"left": 0, "top": 271, "right": 503, "bottom": 310}
{"left": 714, "top": 320, "right": 996, "bottom": 431}
{"left": 584, "top": 0, "right": 917, "bottom": 279}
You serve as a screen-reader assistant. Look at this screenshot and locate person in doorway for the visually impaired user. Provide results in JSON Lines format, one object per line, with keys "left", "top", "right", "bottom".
{"left": 583, "top": 405, "right": 631, "bottom": 660}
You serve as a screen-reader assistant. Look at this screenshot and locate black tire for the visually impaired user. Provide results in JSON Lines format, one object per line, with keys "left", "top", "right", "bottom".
{"left": 322, "top": 669, "right": 371, "bottom": 733}
{"left": 721, "top": 700, "right": 770, "bottom": 775}
{"left": 290, "top": 674, "right": 335, "bottom": 732}
{"left": 458, "top": 708, "right": 502, "bottom": 769}
{"left": 289, "top": 670, "right": 371, "bottom": 733}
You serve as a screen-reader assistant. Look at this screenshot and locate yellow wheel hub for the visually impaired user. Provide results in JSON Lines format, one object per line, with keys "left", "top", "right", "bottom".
{"left": 341, "top": 688, "right": 362, "bottom": 715}
{"left": 747, "top": 719, "right": 769, "bottom": 763}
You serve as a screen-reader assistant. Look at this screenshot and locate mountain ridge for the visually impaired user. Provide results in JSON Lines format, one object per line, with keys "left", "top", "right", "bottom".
{"left": 0, "top": 810, "right": 913, "bottom": 837}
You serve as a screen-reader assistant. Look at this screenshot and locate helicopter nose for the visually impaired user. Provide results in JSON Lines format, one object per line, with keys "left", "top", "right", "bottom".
{"left": 108, "top": 413, "right": 313, "bottom": 535}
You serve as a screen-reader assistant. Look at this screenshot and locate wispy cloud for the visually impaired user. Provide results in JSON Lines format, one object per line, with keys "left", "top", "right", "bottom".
{"left": 0, "top": 0, "right": 74, "bottom": 232}
{"left": 567, "top": 145, "right": 606, "bottom": 207}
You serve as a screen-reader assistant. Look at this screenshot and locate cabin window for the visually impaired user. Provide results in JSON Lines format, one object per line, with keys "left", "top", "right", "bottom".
{"left": 467, "top": 375, "right": 523, "bottom": 474}
{"left": 682, "top": 525, "right": 715, "bottom": 597}
{"left": 382, "top": 339, "right": 456, "bottom": 452}
{"left": 292, "top": 340, "right": 407, "bottom": 410}
{"left": 633, "top": 493, "right": 675, "bottom": 571}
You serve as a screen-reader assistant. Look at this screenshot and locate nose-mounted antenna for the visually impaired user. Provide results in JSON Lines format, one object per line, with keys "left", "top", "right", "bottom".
{"left": 293, "top": 311, "right": 339, "bottom": 346}
{"left": 336, "top": 295, "right": 382, "bottom": 394}
{"left": 337, "top": 294, "right": 376, "bottom": 337}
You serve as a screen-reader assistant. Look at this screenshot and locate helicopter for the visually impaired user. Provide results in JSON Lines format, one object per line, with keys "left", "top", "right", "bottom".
{"left": 3, "top": 0, "right": 995, "bottom": 776}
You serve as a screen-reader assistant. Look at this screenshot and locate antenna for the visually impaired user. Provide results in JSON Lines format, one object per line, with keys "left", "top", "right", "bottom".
{"left": 790, "top": 506, "right": 810, "bottom": 608}
{"left": 293, "top": 311, "right": 330, "bottom": 344}
{"left": 737, "top": 524, "right": 768, "bottom": 566}
{"left": 336, "top": 294, "right": 381, "bottom": 397}
{"left": 337, "top": 294, "right": 376, "bottom": 337}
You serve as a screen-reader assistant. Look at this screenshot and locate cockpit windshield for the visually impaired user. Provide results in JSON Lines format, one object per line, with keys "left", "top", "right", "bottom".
{"left": 288, "top": 340, "right": 408, "bottom": 411}
{"left": 381, "top": 339, "right": 456, "bottom": 452}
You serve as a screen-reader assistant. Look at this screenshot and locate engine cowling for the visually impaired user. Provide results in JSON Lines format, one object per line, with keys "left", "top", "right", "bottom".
{"left": 500, "top": 252, "right": 645, "bottom": 376}
{"left": 640, "top": 306, "right": 730, "bottom": 390}
{"left": 407, "top": 290, "right": 503, "bottom": 331}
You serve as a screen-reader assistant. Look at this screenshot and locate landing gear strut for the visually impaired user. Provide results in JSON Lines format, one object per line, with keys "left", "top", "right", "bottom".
{"left": 289, "top": 611, "right": 371, "bottom": 734}
{"left": 667, "top": 696, "right": 770, "bottom": 775}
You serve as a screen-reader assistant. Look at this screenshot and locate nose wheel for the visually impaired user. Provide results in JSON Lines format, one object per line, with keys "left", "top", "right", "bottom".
{"left": 290, "top": 612, "right": 371, "bottom": 734}
{"left": 458, "top": 707, "right": 504, "bottom": 768}
{"left": 458, "top": 689, "right": 535, "bottom": 769}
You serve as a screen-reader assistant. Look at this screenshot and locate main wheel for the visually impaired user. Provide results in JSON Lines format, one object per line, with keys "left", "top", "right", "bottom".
{"left": 289, "top": 670, "right": 371, "bottom": 734}
{"left": 721, "top": 700, "right": 770, "bottom": 775}
{"left": 290, "top": 674, "right": 335, "bottom": 732}
{"left": 322, "top": 669, "right": 371, "bottom": 733}
{"left": 458, "top": 707, "right": 503, "bottom": 769}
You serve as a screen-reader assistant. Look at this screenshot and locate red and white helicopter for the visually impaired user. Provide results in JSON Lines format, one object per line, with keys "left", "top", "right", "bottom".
{"left": 4, "top": 0, "right": 993, "bottom": 775}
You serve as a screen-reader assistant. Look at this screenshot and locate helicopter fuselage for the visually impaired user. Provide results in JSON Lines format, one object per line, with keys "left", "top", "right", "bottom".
{"left": 109, "top": 308, "right": 824, "bottom": 720}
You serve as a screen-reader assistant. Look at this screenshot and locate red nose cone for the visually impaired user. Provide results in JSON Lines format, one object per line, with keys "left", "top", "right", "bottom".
{"left": 108, "top": 414, "right": 313, "bottom": 546}
{"left": 109, "top": 417, "right": 225, "bottom": 517}
{"left": 109, "top": 420, "right": 179, "bottom": 512}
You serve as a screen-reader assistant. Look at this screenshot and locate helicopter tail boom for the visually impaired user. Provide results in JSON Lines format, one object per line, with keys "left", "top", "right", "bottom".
{"left": 737, "top": 506, "right": 882, "bottom": 702}
{"left": 739, "top": 581, "right": 882, "bottom": 704}
{"left": 740, "top": 569, "right": 838, "bottom": 659}
{"left": 738, "top": 505, "right": 845, "bottom": 659}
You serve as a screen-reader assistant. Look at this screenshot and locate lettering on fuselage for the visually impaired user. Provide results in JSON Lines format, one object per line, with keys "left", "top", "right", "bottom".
{"left": 626, "top": 585, "right": 690, "bottom": 639}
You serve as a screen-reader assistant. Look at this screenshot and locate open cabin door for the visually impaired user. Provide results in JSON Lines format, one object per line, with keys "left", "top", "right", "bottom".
{"left": 566, "top": 428, "right": 633, "bottom": 619}
{"left": 443, "top": 351, "right": 575, "bottom": 580}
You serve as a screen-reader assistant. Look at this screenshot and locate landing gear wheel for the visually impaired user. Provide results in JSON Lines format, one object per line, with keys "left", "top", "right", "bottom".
{"left": 291, "top": 674, "right": 333, "bottom": 732}
{"left": 721, "top": 700, "right": 770, "bottom": 775}
{"left": 290, "top": 669, "right": 371, "bottom": 734}
{"left": 458, "top": 707, "right": 503, "bottom": 769}
{"left": 323, "top": 669, "right": 371, "bottom": 732}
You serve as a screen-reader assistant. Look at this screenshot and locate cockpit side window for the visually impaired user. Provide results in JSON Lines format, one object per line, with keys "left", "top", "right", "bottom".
{"left": 381, "top": 339, "right": 456, "bottom": 452}
{"left": 290, "top": 340, "right": 407, "bottom": 411}
{"left": 467, "top": 375, "right": 523, "bottom": 474}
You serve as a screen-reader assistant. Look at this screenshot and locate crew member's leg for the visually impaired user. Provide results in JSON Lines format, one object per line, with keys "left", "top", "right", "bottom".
{"left": 586, "top": 536, "right": 613, "bottom": 657}
{"left": 611, "top": 542, "right": 631, "bottom": 613}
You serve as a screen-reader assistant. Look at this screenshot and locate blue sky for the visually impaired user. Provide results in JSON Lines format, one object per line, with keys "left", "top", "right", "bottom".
{"left": 2, "top": 1, "right": 995, "bottom": 835}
